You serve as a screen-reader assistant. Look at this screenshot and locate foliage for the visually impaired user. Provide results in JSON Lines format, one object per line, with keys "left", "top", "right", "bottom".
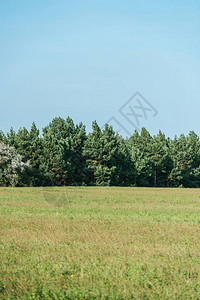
{"left": 0, "top": 143, "right": 30, "bottom": 186}
{"left": 1, "top": 117, "right": 200, "bottom": 187}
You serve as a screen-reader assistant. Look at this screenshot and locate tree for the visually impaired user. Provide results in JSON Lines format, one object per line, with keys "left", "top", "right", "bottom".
{"left": 6, "top": 127, "right": 16, "bottom": 147}
{"left": 1, "top": 117, "right": 200, "bottom": 188}
{"left": 0, "top": 143, "right": 30, "bottom": 186}
{"left": 129, "top": 129, "right": 153, "bottom": 186}
{"left": 83, "top": 121, "right": 105, "bottom": 185}
{"left": 169, "top": 132, "right": 200, "bottom": 187}
{"left": 149, "top": 131, "right": 173, "bottom": 187}
{"left": 40, "top": 117, "right": 89, "bottom": 186}
{"left": 112, "top": 135, "right": 135, "bottom": 186}
{"left": 0, "top": 131, "right": 6, "bottom": 143}
{"left": 8, "top": 123, "right": 43, "bottom": 186}
{"left": 83, "top": 122, "right": 134, "bottom": 186}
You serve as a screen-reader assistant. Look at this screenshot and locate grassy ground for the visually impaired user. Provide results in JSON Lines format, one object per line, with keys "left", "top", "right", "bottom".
{"left": 0, "top": 187, "right": 200, "bottom": 299}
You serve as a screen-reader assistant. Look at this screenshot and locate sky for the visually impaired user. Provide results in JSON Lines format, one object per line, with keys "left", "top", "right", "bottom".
{"left": 0, "top": 0, "right": 200, "bottom": 137}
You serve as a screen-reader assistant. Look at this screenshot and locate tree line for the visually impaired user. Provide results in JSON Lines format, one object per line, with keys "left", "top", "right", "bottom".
{"left": 0, "top": 117, "right": 200, "bottom": 187}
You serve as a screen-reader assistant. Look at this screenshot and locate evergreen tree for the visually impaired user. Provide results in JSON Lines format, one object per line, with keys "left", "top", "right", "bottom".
{"left": 149, "top": 131, "right": 173, "bottom": 187}
{"left": 1, "top": 117, "right": 200, "bottom": 188}
{"left": 83, "top": 122, "right": 134, "bottom": 186}
{"left": 0, "top": 131, "right": 6, "bottom": 143}
{"left": 83, "top": 121, "right": 105, "bottom": 185}
{"left": 41, "top": 117, "right": 88, "bottom": 186}
{"left": 112, "top": 135, "right": 135, "bottom": 186}
{"left": 6, "top": 127, "right": 16, "bottom": 147}
{"left": 129, "top": 129, "right": 153, "bottom": 186}
{"left": 169, "top": 132, "right": 200, "bottom": 187}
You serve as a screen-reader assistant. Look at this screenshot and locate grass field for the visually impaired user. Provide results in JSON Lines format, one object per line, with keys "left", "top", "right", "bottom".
{"left": 0, "top": 187, "right": 200, "bottom": 299}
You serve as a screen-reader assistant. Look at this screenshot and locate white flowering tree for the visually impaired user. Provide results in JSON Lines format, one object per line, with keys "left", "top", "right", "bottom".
{"left": 0, "top": 143, "right": 31, "bottom": 186}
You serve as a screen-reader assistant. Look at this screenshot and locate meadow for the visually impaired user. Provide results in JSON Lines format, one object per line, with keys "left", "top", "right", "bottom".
{"left": 0, "top": 187, "right": 200, "bottom": 299}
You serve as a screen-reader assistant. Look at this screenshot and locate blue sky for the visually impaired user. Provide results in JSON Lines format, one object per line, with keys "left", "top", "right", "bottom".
{"left": 0, "top": 0, "right": 200, "bottom": 137}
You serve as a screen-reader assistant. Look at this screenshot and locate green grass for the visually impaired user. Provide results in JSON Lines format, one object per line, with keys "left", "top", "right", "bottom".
{"left": 0, "top": 187, "right": 200, "bottom": 299}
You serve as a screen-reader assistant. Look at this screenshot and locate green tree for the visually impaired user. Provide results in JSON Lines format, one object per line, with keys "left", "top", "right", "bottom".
{"left": 149, "top": 131, "right": 173, "bottom": 187}
{"left": 129, "top": 129, "right": 153, "bottom": 186}
{"left": 169, "top": 132, "right": 200, "bottom": 187}
{"left": 83, "top": 122, "right": 134, "bottom": 186}
{"left": 40, "top": 117, "right": 88, "bottom": 186}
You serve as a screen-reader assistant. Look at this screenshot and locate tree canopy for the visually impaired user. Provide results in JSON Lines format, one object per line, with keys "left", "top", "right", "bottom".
{"left": 1, "top": 117, "right": 200, "bottom": 187}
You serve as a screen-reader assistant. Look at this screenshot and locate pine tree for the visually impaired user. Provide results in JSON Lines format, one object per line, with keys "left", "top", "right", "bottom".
{"left": 40, "top": 117, "right": 88, "bottom": 186}
{"left": 129, "top": 129, "right": 153, "bottom": 186}
{"left": 169, "top": 132, "right": 200, "bottom": 187}
{"left": 83, "top": 122, "right": 134, "bottom": 186}
{"left": 6, "top": 127, "right": 16, "bottom": 147}
{"left": 149, "top": 131, "right": 173, "bottom": 187}
{"left": 0, "top": 131, "right": 6, "bottom": 143}
{"left": 83, "top": 121, "right": 104, "bottom": 185}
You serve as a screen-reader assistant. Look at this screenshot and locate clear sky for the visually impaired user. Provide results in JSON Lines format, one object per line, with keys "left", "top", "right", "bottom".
{"left": 0, "top": 0, "right": 200, "bottom": 137}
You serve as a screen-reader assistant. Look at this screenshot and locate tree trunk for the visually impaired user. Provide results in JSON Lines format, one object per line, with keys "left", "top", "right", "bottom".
{"left": 154, "top": 163, "right": 156, "bottom": 187}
